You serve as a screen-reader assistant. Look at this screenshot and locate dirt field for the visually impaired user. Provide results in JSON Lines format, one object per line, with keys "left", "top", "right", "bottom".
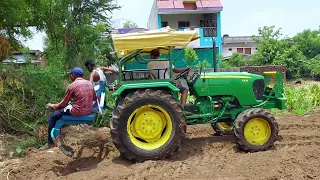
{"left": 1, "top": 110, "right": 320, "bottom": 180}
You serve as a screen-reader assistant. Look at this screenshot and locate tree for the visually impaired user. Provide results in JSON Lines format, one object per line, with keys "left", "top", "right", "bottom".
{"left": 184, "top": 47, "right": 210, "bottom": 68}
{"left": 252, "top": 26, "right": 285, "bottom": 65}
{"left": 219, "top": 52, "right": 245, "bottom": 68}
{"left": 0, "top": 0, "right": 39, "bottom": 60}
{"left": 272, "top": 43, "right": 307, "bottom": 79}
{"left": 38, "top": 0, "right": 120, "bottom": 69}
{"left": 293, "top": 29, "right": 320, "bottom": 59}
{"left": 123, "top": 20, "right": 138, "bottom": 28}
{"left": 253, "top": 26, "right": 308, "bottom": 79}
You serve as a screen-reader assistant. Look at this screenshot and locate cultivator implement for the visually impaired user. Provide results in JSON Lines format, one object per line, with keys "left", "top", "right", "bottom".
{"left": 50, "top": 81, "right": 108, "bottom": 157}
{"left": 50, "top": 114, "right": 97, "bottom": 157}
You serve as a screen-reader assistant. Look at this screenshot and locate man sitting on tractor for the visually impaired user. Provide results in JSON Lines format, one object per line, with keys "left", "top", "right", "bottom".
{"left": 40, "top": 67, "right": 98, "bottom": 150}
{"left": 148, "top": 49, "right": 191, "bottom": 112}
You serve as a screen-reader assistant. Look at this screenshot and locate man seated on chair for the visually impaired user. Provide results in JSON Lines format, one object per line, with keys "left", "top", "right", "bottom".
{"left": 40, "top": 67, "right": 98, "bottom": 150}
{"left": 148, "top": 49, "right": 191, "bottom": 113}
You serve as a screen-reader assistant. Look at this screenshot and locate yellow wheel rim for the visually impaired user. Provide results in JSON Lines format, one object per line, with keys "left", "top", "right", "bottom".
{"left": 218, "top": 122, "right": 233, "bottom": 131}
{"left": 244, "top": 118, "right": 271, "bottom": 145}
{"left": 127, "top": 105, "right": 172, "bottom": 150}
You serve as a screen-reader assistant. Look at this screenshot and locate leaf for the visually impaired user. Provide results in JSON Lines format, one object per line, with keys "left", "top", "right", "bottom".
{"left": 16, "top": 146, "right": 25, "bottom": 157}
{"left": 9, "top": 151, "right": 14, "bottom": 158}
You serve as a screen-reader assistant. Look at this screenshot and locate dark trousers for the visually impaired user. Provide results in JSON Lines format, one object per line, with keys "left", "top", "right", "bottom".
{"left": 48, "top": 109, "right": 70, "bottom": 144}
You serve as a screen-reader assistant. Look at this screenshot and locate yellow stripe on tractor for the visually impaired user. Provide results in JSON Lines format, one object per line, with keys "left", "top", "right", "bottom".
{"left": 200, "top": 75, "right": 252, "bottom": 79}
{"left": 263, "top": 71, "right": 277, "bottom": 76}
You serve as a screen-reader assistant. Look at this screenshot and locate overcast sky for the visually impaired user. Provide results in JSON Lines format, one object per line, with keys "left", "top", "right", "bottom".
{"left": 24, "top": 0, "right": 320, "bottom": 51}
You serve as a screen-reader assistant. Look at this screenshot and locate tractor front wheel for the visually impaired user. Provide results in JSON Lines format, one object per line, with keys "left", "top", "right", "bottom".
{"left": 211, "top": 122, "right": 234, "bottom": 136}
{"left": 233, "top": 108, "right": 279, "bottom": 152}
{"left": 110, "top": 89, "right": 187, "bottom": 162}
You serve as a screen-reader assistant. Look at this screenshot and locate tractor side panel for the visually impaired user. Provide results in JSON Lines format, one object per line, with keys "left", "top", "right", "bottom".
{"left": 112, "top": 82, "right": 180, "bottom": 97}
{"left": 192, "top": 72, "right": 264, "bottom": 106}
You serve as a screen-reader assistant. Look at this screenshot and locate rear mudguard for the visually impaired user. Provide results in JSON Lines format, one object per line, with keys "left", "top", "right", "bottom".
{"left": 112, "top": 82, "right": 180, "bottom": 97}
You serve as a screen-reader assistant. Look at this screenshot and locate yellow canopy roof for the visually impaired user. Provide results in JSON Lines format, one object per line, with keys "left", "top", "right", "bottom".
{"left": 111, "top": 27, "right": 201, "bottom": 56}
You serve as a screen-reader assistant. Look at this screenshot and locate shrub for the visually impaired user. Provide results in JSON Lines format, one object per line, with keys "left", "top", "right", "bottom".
{"left": 284, "top": 84, "right": 320, "bottom": 114}
{"left": 0, "top": 63, "right": 66, "bottom": 134}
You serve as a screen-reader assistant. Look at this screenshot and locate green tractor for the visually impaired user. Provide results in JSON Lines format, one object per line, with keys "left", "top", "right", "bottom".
{"left": 109, "top": 28, "right": 286, "bottom": 162}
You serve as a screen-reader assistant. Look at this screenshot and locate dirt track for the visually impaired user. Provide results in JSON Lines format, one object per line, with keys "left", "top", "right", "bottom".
{"left": 1, "top": 110, "right": 320, "bottom": 180}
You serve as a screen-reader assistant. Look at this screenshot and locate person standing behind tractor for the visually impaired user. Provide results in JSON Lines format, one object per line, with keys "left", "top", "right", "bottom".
{"left": 85, "top": 60, "right": 118, "bottom": 100}
{"left": 148, "top": 49, "right": 191, "bottom": 114}
{"left": 85, "top": 60, "right": 118, "bottom": 85}
{"left": 40, "top": 67, "right": 98, "bottom": 150}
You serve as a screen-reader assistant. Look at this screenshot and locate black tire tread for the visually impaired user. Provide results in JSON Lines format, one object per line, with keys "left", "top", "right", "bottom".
{"left": 211, "top": 122, "right": 234, "bottom": 136}
{"left": 233, "top": 108, "right": 279, "bottom": 152}
{"left": 110, "top": 89, "right": 186, "bottom": 162}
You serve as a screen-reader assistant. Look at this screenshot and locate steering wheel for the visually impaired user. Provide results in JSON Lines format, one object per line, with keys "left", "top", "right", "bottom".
{"left": 174, "top": 68, "right": 191, "bottom": 80}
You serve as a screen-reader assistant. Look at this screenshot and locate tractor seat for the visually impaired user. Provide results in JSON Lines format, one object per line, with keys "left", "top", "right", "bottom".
{"left": 61, "top": 113, "right": 96, "bottom": 121}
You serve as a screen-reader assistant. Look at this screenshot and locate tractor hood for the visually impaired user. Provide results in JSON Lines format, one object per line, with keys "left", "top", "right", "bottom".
{"left": 199, "top": 72, "right": 264, "bottom": 79}
{"left": 192, "top": 71, "right": 266, "bottom": 106}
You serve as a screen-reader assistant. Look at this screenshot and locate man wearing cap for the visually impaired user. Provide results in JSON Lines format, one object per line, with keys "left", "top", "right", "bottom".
{"left": 40, "top": 67, "right": 98, "bottom": 150}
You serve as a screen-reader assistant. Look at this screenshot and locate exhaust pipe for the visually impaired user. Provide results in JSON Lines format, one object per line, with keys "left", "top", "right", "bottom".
{"left": 212, "top": 38, "right": 217, "bottom": 72}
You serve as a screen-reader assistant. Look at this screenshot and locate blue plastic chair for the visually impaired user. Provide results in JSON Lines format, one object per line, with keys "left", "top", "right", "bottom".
{"left": 50, "top": 80, "right": 107, "bottom": 156}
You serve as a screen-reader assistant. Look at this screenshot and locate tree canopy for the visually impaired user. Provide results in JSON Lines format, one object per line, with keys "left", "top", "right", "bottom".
{"left": 220, "top": 25, "right": 320, "bottom": 79}
{"left": 123, "top": 20, "right": 138, "bottom": 28}
{"left": 0, "top": 0, "right": 121, "bottom": 69}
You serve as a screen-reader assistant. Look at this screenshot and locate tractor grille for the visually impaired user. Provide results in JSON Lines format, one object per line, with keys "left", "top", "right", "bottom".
{"left": 253, "top": 79, "right": 265, "bottom": 100}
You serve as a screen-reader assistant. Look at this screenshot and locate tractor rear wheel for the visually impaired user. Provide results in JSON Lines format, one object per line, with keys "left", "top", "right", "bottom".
{"left": 110, "top": 89, "right": 187, "bottom": 162}
{"left": 211, "top": 122, "right": 234, "bottom": 136}
{"left": 233, "top": 108, "right": 279, "bottom": 152}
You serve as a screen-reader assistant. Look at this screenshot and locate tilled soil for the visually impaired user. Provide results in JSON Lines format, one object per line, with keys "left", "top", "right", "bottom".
{"left": 1, "top": 111, "right": 320, "bottom": 180}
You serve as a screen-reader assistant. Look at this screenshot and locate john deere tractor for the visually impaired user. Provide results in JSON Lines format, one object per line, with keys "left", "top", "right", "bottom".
{"left": 107, "top": 28, "right": 286, "bottom": 162}
{"left": 50, "top": 28, "right": 286, "bottom": 161}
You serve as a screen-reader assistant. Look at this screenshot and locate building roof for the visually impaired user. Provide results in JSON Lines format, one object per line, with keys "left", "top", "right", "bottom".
{"left": 223, "top": 36, "right": 263, "bottom": 44}
{"left": 115, "top": 28, "right": 148, "bottom": 34}
{"left": 2, "top": 50, "right": 44, "bottom": 64}
{"left": 157, "top": 0, "right": 223, "bottom": 14}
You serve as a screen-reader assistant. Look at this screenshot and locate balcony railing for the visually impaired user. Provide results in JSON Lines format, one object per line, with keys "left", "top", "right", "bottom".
{"left": 202, "top": 27, "right": 217, "bottom": 37}
{"left": 175, "top": 26, "right": 217, "bottom": 37}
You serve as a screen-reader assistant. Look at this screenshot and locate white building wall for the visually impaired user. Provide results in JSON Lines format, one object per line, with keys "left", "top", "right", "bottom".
{"left": 161, "top": 14, "right": 203, "bottom": 28}
{"left": 222, "top": 42, "right": 259, "bottom": 57}
{"left": 147, "top": 0, "right": 159, "bottom": 30}
{"left": 222, "top": 47, "right": 258, "bottom": 57}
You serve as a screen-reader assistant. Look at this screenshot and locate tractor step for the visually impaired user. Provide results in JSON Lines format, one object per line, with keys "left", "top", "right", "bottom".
{"left": 184, "top": 103, "right": 197, "bottom": 114}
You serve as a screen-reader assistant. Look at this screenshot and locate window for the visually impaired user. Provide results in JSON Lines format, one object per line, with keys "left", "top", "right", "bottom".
{"left": 245, "top": 48, "right": 251, "bottom": 54}
{"left": 161, "top": 22, "right": 168, "bottom": 27}
{"left": 237, "top": 48, "right": 243, "bottom": 53}
{"left": 178, "top": 21, "right": 190, "bottom": 28}
{"left": 228, "top": 48, "right": 232, "bottom": 51}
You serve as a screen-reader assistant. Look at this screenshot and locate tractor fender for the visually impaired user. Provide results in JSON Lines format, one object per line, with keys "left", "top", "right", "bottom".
{"left": 112, "top": 82, "right": 180, "bottom": 97}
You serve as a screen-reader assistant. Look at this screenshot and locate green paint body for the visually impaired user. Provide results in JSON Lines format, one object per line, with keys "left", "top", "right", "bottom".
{"left": 112, "top": 48, "right": 287, "bottom": 125}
